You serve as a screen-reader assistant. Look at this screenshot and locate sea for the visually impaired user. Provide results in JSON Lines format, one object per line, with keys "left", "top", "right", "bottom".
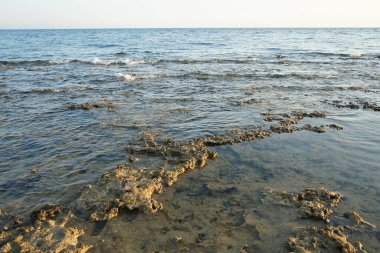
{"left": 0, "top": 28, "right": 379, "bottom": 252}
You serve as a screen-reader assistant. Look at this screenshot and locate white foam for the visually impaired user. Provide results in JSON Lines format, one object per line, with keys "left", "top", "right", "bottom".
{"left": 92, "top": 57, "right": 103, "bottom": 65}
{"left": 116, "top": 72, "right": 137, "bottom": 82}
{"left": 122, "top": 59, "right": 145, "bottom": 65}
{"left": 91, "top": 58, "right": 145, "bottom": 66}
{"left": 351, "top": 52, "right": 363, "bottom": 58}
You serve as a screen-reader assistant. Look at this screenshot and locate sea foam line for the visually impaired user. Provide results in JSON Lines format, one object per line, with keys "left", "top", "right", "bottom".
{"left": 116, "top": 72, "right": 137, "bottom": 81}
{"left": 91, "top": 58, "right": 145, "bottom": 66}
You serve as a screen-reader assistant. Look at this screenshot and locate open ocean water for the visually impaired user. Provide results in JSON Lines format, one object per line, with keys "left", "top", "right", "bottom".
{"left": 0, "top": 29, "right": 379, "bottom": 252}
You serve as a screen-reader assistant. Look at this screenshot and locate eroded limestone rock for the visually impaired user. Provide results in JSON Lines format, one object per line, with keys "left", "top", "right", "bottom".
{"left": 266, "top": 188, "right": 342, "bottom": 222}
{"left": 329, "top": 124, "right": 344, "bottom": 130}
{"left": 302, "top": 124, "right": 326, "bottom": 133}
{"left": 200, "top": 128, "right": 272, "bottom": 146}
{"left": 288, "top": 226, "right": 366, "bottom": 253}
{"left": 264, "top": 112, "right": 328, "bottom": 134}
{"left": 71, "top": 165, "right": 165, "bottom": 221}
{"left": 343, "top": 211, "right": 376, "bottom": 230}
{"left": 329, "top": 100, "right": 380, "bottom": 112}
{"left": 293, "top": 111, "right": 327, "bottom": 119}
{"left": 0, "top": 208, "right": 91, "bottom": 253}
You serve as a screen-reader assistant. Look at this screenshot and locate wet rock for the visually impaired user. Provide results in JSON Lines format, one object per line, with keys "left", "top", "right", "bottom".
{"left": 266, "top": 187, "right": 342, "bottom": 222}
{"left": 288, "top": 226, "right": 366, "bottom": 253}
{"left": 66, "top": 100, "right": 114, "bottom": 111}
{"left": 263, "top": 112, "right": 328, "bottom": 134}
{"left": 30, "top": 168, "right": 39, "bottom": 174}
{"left": 114, "top": 52, "right": 127, "bottom": 57}
{"left": 0, "top": 209, "right": 91, "bottom": 253}
{"left": 200, "top": 128, "right": 272, "bottom": 146}
{"left": 128, "top": 155, "right": 140, "bottom": 163}
{"left": 329, "top": 100, "right": 360, "bottom": 110}
{"left": 302, "top": 124, "right": 325, "bottom": 133}
{"left": 30, "top": 204, "right": 63, "bottom": 223}
{"left": 329, "top": 124, "right": 344, "bottom": 130}
{"left": 0, "top": 210, "right": 22, "bottom": 228}
{"left": 236, "top": 98, "right": 259, "bottom": 106}
{"left": 343, "top": 211, "right": 376, "bottom": 230}
{"left": 270, "top": 124, "right": 301, "bottom": 134}
{"left": 243, "top": 87, "right": 258, "bottom": 95}
{"left": 70, "top": 146, "right": 216, "bottom": 221}
{"left": 363, "top": 102, "right": 380, "bottom": 111}
{"left": 329, "top": 100, "right": 380, "bottom": 112}
{"left": 31, "top": 88, "right": 63, "bottom": 94}
{"left": 128, "top": 133, "right": 218, "bottom": 168}
{"left": 269, "top": 115, "right": 301, "bottom": 133}
{"left": 67, "top": 132, "right": 224, "bottom": 222}
{"left": 262, "top": 113, "right": 284, "bottom": 122}
{"left": 293, "top": 111, "right": 326, "bottom": 119}
{"left": 71, "top": 165, "right": 166, "bottom": 221}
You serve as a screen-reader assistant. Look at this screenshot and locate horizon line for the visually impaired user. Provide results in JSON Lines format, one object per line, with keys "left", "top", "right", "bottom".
{"left": 0, "top": 26, "right": 379, "bottom": 30}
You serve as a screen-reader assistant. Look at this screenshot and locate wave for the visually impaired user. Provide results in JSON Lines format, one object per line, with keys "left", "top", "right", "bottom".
{"left": 90, "top": 58, "right": 145, "bottom": 66}
{"left": 0, "top": 60, "right": 58, "bottom": 67}
{"left": 122, "top": 71, "right": 342, "bottom": 81}
{"left": 1, "top": 54, "right": 376, "bottom": 70}
{"left": 116, "top": 72, "right": 137, "bottom": 82}
{"left": 269, "top": 72, "right": 340, "bottom": 80}
{"left": 0, "top": 58, "right": 146, "bottom": 67}
{"left": 25, "top": 86, "right": 95, "bottom": 95}
{"left": 305, "top": 51, "right": 369, "bottom": 59}
{"left": 153, "top": 58, "right": 259, "bottom": 65}
{"left": 166, "top": 72, "right": 257, "bottom": 80}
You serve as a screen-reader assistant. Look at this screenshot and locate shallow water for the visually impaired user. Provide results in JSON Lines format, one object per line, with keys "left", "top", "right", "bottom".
{"left": 0, "top": 29, "right": 379, "bottom": 252}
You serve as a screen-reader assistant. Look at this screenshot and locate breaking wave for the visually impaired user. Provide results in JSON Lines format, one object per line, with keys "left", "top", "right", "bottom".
{"left": 116, "top": 72, "right": 137, "bottom": 82}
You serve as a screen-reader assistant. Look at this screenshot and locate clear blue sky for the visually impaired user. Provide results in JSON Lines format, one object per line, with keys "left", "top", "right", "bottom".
{"left": 1, "top": 0, "right": 379, "bottom": 29}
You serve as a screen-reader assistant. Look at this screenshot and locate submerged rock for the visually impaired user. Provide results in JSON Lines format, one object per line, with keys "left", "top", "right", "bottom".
{"left": 263, "top": 114, "right": 284, "bottom": 122}
{"left": 264, "top": 112, "right": 328, "bottom": 134}
{"left": 266, "top": 187, "right": 375, "bottom": 252}
{"left": 266, "top": 187, "right": 342, "bottom": 222}
{"left": 293, "top": 111, "right": 327, "bottom": 119}
{"left": 329, "top": 100, "right": 361, "bottom": 110}
{"left": 72, "top": 131, "right": 223, "bottom": 221}
{"left": 302, "top": 124, "right": 326, "bottom": 133}
{"left": 199, "top": 128, "right": 272, "bottom": 146}
{"left": 128, "top": 155, "right": 140, "bottom": 163}
{"left": 0, "top": 113, "right": 342, "bottom": 251}
{"left": 29, "top": 204, "right": 63, "bottom": 224}
{"left": 236, "top": 98, "right": 260, "bottom": 106}
{"left": 328, "top": 100, "right": 380, "bottom": 112}
{"left": 66, "top": 100, "right": 114, "bottom": 111}
{"left": 329, "top": 124, "right": 344, "bottom": 130}
{"left": 363, "top": 102, "right": 380, "bottom": 111}
{"left": 288, "top": 226, "right": 366, "bottom": 253}
{"left": 114, "top": 52, "right": 127, "bottom": 57}
{"left": 343, "top": 211, "right": 376, "bottom": 230}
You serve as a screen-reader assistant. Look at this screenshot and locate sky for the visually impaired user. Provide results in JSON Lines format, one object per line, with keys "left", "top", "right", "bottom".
{"left": 0, "top": 0, "right": 379, "bottom": 29}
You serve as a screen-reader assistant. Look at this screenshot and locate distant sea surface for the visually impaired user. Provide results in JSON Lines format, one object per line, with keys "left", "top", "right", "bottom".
{"left": 0, "top": 29, "right": 379, "bottom": 252}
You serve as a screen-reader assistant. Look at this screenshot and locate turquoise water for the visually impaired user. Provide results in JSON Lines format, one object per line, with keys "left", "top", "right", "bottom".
{"left": 0, "top": 29, "right": 379, "bottom": 252}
